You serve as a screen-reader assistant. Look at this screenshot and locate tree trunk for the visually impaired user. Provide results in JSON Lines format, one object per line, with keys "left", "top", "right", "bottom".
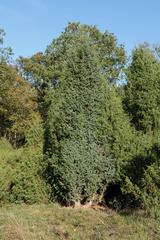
{"left": 73, "top": 200, "right": 81, "bottom": 208}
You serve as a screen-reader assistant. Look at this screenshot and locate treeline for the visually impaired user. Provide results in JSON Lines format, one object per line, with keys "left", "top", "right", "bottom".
{"left": 0, "top": 23, "right": 160, "bottom": 216}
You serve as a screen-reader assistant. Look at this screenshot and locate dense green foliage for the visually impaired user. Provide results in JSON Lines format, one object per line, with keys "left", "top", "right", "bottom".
{"left": 121, "top": 46, "right": 160, "bottom": 214}
{"left": 0, "top": 23, "right": 160, "bottom": 218}
{"left": 124, "top": 45, "right": 160, "bottom": 132}
{"left": 45, "top": 41, "right": 115, "bottom": 205}
{"left": 0, "top": 137, "right": 48, "bottom": 204}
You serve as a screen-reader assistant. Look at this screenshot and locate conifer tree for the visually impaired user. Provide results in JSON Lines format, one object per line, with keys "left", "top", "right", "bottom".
{"left": 45, "top": 41, "right": 114, "bottom": 205}
{"left": 124, "top": 46, "right": 160, "bottom": 133}
{"left": 105, "top": 86, "right": 134, "bottom": 173}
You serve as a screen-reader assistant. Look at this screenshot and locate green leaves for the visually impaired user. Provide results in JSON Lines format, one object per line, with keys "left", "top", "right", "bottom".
{"left": 0, "top": 29, "right": 13, "bottom": 63}
{"left": 0, "top": 138, "right": 48, "bottom": 204}
{"left": 45, "top": 40, "right": 115, "bottom": 204}
{"left": 125, "top": 46, "right": 160, "bottom": 132}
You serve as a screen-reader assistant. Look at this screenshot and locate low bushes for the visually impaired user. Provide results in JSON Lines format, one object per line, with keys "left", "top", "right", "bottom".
{"left": 0, "top": 138, "right": 49, "bottom": 204}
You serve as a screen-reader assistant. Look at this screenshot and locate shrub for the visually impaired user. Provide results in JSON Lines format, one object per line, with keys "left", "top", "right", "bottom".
{"left": 0, "top": 138, "right": 49, "bottom": 204}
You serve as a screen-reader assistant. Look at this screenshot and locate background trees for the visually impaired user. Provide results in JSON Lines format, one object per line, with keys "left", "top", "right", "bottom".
{"left": 19, "top": 23, "right": 126, "bottom": 118}
{"left": 0, "top": 64, "right": 40, "bottom": 146}
{"left": 124, "top": 45, "right": 160, "bottom": 133}
{"left": 0, "top": 29, "right": 41, "bottom": 146}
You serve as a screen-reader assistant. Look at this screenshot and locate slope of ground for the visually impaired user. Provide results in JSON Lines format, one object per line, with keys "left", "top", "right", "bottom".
{"left": 0, "top": 204, "right": 159, "bottom": 240}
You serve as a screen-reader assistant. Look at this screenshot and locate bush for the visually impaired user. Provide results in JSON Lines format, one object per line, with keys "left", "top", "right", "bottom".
{"left": 0, "top": 138, "right": 49, "bottom": 204}
{"left": 141, "top": 163, "right": 160, "bottom": 218}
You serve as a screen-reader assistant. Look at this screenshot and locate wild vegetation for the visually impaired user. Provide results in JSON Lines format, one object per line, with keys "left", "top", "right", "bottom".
{"left": 1, "top": 23, "right": 160, "bottom": 238}
{"left": 0, "top": 204, "right": 159, "bottom": 240}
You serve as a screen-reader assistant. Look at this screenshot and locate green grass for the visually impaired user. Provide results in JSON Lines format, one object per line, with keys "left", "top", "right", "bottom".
{"left": 0, "top": 204, "right": 159, "bottom": 240}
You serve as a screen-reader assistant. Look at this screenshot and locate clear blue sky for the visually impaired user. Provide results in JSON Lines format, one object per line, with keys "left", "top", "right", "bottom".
{"left": 0, "top": 0, "right": 160, "bottom": 59}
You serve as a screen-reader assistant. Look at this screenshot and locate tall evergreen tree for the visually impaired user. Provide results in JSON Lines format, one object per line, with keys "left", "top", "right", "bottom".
{"left": 45, "top": 41, "right": 114, "bottom": 205}
{"left": 124, "top": 45, "right": 160, "bottom": 133}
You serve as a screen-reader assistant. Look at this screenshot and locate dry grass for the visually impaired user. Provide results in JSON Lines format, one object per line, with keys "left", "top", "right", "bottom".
{"left": 0, "top": 204, "right": 159, "bottom": 240}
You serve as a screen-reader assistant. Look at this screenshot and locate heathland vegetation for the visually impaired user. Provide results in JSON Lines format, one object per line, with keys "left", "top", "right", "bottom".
{"left": 1, "top": 23, "right": 160, "bottom": 239}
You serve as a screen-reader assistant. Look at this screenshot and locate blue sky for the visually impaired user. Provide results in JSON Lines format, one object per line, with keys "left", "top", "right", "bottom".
{"left": 0, "top": 0, "right": 160, "bottom": 59}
